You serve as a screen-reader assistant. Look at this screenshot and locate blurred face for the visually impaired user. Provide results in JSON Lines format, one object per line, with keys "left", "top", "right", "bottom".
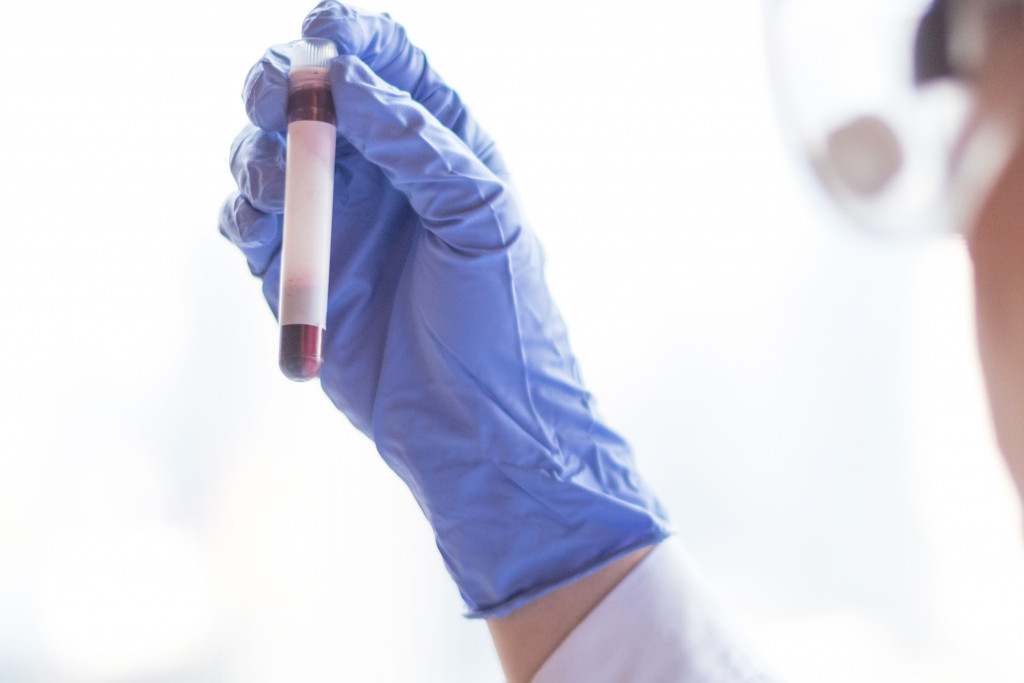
{"left": 770, "top": 0, "right": 1024, "bottom": 509}
{"left": 963, "top": 3, "right": 1024, "bottom": 509}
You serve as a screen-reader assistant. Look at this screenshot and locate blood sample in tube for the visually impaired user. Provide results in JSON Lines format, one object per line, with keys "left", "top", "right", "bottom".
{"left": 279, "top": 38, "right": 338, "bottom": 381}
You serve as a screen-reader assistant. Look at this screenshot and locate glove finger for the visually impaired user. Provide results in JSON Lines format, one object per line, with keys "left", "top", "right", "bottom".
{"left": 218, "top": 191, "right": 282, "bottom": 277}
{"left": 301, "top": 1, "right": 505, "bottom": 175}
{"left": 329, "top": 56, "right": 518, "bottom": 253}
{"left": 243, "top": 43, "right": 291, "bottom": 132}
{"left": 230, "top": 125, "right": 287, "bottom": 213}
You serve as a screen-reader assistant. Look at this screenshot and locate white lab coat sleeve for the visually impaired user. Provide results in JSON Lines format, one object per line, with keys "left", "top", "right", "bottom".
{"left": 531, "top": 537, "right": 783, "bottom": 683}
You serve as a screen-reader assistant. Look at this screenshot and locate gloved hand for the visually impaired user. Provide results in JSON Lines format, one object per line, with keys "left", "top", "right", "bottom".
{"left": 219, "top": 0, "right": 671, "bottom": 618}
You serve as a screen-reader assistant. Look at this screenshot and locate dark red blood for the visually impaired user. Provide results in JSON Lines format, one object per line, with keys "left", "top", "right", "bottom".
{"left": 287, "top": 85, "right": 337, "bottom": 125}
{"left": 280, "top": 324, "right": 324, "bottom": 381}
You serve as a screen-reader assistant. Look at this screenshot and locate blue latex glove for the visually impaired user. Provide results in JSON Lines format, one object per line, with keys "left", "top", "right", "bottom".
{"left": 219, "top": 0, "right": 671, "bottom": 618}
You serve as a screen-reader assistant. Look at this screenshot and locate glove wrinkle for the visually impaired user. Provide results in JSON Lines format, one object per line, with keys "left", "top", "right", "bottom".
{"left": 418, "top": 317, "right": 559, "bottom": 457}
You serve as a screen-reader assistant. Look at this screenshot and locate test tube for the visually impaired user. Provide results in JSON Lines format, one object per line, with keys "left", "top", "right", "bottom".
{"left": 279, "top": 38, "right": 338, "bottom": 381}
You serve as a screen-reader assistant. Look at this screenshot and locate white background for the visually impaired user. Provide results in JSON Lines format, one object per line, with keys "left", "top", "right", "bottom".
{"left": 0, "top": 1, "right": 1022, "bottom": 681}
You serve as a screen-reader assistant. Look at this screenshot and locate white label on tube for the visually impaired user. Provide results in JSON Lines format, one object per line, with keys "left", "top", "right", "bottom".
{"left": 280, "top": 119, "right": 336, "bottom": 328}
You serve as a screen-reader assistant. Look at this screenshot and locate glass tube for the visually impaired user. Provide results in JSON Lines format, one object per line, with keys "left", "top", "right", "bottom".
{"left": 279, "top": 38, "right": 338, "bottom": 381}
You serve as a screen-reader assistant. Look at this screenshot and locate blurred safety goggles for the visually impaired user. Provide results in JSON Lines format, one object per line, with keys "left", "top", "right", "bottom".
{"left": 766, "top": 0, "right": 1024, "bottom": 235}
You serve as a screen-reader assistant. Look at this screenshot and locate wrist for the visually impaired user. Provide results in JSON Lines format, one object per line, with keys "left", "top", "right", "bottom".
{"left": 486, "top": 544, "right": 658, "bottom": 683}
